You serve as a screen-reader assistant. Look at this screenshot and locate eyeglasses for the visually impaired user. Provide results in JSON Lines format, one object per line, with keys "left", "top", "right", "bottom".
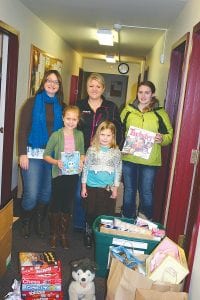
{"left": 46, "top": 79, "right": 59, "bottom": 85}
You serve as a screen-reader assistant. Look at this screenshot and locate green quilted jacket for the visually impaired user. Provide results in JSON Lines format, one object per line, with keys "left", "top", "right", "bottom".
{"left": 120, "top": 101, "right": 173, "bottom": 166}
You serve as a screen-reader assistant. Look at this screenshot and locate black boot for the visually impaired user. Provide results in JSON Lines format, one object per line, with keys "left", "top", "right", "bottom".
{"left": 35, "top": 203, "right": 48, "bottom": 238}
{"left": 21, "top": 208, "right": 34, "bottom": 239}
{"left": 49, "top": 212, "right": 60, "bottom": 248}
{"left": 83, "top": 222, "right": 93, "bottom": 248}
{"left": 60, "top": 213, "right": 70, "bottom": 250}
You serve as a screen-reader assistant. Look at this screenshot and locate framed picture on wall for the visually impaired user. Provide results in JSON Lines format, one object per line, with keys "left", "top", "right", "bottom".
{"left": 28, "top": 44, "right": 63, "bottom": 96}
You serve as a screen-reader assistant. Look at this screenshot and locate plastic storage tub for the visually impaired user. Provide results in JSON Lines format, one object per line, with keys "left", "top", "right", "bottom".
{"left": 93, "top": 215, "right": 164, "bottom": 277}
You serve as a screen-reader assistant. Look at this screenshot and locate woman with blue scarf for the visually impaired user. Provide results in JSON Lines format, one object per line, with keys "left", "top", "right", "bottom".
{"left": 18, "top": 70, "right": 64, "bottom": 239}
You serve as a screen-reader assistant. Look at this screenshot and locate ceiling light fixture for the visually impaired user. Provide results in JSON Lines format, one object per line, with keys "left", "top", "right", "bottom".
{"left": 97, "top": 29, "right": 114, "bottom": 46}
{"left": 105, "top": 55, "right": 116, "bottom": 63}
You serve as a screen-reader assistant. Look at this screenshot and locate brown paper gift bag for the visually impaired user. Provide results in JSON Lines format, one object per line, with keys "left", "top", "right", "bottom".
{"left": 106, "top": 258, "right": 152, "bottom": 300}
{"left": 135, "top": 288, "right": 188, "bottom": 300}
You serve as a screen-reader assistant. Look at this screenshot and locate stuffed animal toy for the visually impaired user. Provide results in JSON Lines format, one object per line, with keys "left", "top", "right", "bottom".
{"left": 68, "top": 258, "right": 97, "bottom": 300}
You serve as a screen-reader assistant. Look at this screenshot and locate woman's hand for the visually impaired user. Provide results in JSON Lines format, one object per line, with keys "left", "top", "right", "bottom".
{"left": 155, "top": 133, "right": 163, "bottom": 144}
{"left": 19, "top": 155, "right": 29, "bottom": 170}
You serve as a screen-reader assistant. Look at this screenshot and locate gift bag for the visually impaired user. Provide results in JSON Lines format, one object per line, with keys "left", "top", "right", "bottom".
{"left": 106, "top": 258, "right": 152, "bottom": 300}
{"left": 135, "top": 288, "right": 188, "bottom": 300}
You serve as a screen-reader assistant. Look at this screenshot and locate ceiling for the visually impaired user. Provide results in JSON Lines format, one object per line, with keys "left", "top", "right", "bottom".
{"left": 19, "top": 0, "right": 188, "bottom": 63}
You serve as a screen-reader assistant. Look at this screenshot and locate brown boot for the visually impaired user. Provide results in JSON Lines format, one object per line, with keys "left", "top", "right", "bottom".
{"left": 49, "top": 213, "right": 60, "bottom": 248}
{"left": 60, "top": 213, "right": 70, "bottom": 250}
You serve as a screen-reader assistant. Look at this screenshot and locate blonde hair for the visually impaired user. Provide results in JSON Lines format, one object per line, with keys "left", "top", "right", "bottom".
{"left": 91, "top": 121, "right": 118, "bottom": 150}
{"left": 62, "top": 105, "right": 81, "bottom": 120}
{"left": 87, "top": 73, "right": 105, "bottom": 90}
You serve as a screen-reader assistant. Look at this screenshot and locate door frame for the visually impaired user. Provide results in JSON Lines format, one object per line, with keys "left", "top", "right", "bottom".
{"left": 153, "top": 33, "right": 190, "bottom": 222}
{"left": 0, "top": 21, "right": 19, "bottom": 207}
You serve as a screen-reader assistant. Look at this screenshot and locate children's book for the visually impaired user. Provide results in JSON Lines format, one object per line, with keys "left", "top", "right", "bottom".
{"left": 27, "top": 147, "right": 44, "bottom": 159}
{"left": 61, "top": 151, "right": 80, "bottom": 175}
{"left": 122, "top": 126, "right": 156, "bottom": 159}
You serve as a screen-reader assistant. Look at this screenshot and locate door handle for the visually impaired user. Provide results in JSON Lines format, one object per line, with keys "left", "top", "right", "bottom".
{"left": 0, "top": 127, "right": 4, "bottom": 133}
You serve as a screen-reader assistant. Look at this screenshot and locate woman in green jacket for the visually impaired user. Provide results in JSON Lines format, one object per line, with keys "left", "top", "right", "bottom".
{"left": 120, "top": 81, "right": 173, "bottom": 220}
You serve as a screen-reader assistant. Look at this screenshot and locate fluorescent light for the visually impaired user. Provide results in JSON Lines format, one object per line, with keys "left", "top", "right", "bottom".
{"left": 105, "top": 55, "right": 116, "bottom": 63}
{"left": 97, "top": 29, "right": 113, "bottom": 46}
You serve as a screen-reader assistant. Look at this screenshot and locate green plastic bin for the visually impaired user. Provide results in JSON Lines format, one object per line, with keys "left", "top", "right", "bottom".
{"left": 92, "top": 215, "right": 164, "bottom": 278}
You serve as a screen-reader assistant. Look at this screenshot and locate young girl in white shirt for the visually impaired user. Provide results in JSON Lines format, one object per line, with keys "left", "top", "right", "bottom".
{"left": 81, "top": 121, "right": 122, "bottom": 247}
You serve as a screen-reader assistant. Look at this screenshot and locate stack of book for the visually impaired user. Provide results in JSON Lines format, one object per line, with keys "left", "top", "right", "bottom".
{"left": 19, "top": 251, "right": 63, "bottom": 299}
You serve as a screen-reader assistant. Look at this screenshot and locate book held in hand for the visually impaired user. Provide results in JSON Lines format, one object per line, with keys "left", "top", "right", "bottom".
{"left": 122, "top": 126, "right": 156, "bottom": 159}
{"left": 61, "top": 151, "right": 80, "bottom": 175}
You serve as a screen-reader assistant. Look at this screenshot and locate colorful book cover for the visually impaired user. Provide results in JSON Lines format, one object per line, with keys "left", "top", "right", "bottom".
{"left": 27, "top": 147, "right": 44, "bottom": 159}
{"left": 61, "top": 151, "right": 80, "bottom": 175}
{"left": 19, "top": 252, "right": 59, "bottom": 270}
{"left": 122, "top": 126, "right": 156, "bottom": 159}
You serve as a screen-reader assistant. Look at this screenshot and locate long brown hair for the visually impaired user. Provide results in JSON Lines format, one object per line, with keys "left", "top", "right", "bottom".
{"left": 137, "top": 80, "right": 159, "bottom": 112}
{"left": 91, "top": 121, "right": 118, "bottom": 150}
{"left": 36, "top": 70, "right": 64, "bottom": 105}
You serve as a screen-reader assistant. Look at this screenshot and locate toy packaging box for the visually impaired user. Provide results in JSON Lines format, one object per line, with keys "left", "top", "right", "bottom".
{"left": 19, "top": 252, "right": 63, "bottom": 299}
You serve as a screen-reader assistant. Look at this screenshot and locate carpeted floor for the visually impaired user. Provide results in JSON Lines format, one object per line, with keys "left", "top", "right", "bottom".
{"left": 0, "top": 199, "right": 106, "bottom": 299}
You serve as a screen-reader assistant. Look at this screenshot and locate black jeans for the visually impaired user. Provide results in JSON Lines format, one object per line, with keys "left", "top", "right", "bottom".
{"left": 51, "top": 175, "right": 79, "bottom": 214}
{"left": 83, "top": 186, "right": 116, "bottom": 226}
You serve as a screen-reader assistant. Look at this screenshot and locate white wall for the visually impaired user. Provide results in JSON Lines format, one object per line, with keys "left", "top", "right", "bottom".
{"left": 189, "top": 228, "right": 200, "bottom": 300}
{"left": 83, "top": 58, "right": 141, "bottom": 103}
{"left": 0, "top": 0, "right": 83, "bottom": 190}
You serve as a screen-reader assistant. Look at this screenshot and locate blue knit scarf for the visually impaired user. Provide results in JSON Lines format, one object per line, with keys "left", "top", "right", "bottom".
{"left": 28, "top": 90, "right": 63, "bottom": 148}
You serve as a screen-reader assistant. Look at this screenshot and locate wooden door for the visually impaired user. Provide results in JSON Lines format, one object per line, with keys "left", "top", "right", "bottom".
{"left": 0, "top": 22, "right": 19, "bottom": 207}
{"left": 69, "top": 75, "right": 78, "bottom": 105}
{"left": 153, "top": 35, "right": 189, "bottom": 222}
{"left": 166, "top": 23, "right": 200, "bottom": 245}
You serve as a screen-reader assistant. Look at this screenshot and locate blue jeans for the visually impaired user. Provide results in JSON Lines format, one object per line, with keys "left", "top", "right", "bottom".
{"left": 21, "top": 159, "right": 52, "bottom": 211}
{"left": 122, "top": 161, "right": 157, "bottom": 219}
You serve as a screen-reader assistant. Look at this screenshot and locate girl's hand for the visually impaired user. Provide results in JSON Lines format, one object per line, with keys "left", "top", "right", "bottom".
{"left": 81, "top": 184, "right": 88, "bottom": 198}
{"left": 110, "top": 186, "right": 118, "bottom": 199}
{"left": 79, "top": 160, "right": 84, "bottom": 172}
{"left": 19, "top": 155, "right": 29, "bottom": 170}
{"left": 155, "top": 133, "right": 163, "bottom": 144}
{"left": 81, "top": 189, "right": 88, "bottom": 198}
{"left": 57, "top": 160, "right": 63, "bottom": 169}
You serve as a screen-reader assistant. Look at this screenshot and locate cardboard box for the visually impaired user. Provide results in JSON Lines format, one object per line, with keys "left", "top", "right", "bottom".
{"left": 146, "top": 237, "right": 189, "bottom": 284}
{"left": 100, "top": 226, "right": 158, "bottom": 241}
{"left": 0, "top": 200, "right": 13, "bottom": 239}
{"left": 0, "top": 228, "right": 12, "bottom": 277}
